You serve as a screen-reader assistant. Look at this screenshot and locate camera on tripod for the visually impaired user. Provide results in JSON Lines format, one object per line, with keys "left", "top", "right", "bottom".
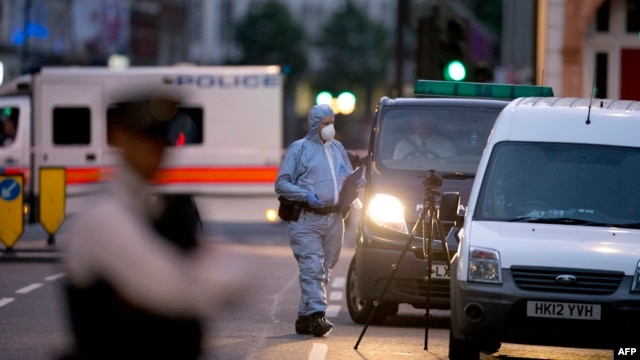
{"left": 423, "top": 169, "right": 443, "bottom": 193}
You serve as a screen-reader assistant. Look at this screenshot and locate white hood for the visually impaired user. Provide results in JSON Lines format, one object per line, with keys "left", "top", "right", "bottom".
{"left": 462, "top": 221, "right": 640, "bottom": 275}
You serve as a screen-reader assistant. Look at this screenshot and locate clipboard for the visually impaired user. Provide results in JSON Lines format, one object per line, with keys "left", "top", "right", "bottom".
{"left": 339, "top": 166, "right": 365, "bottom": 212}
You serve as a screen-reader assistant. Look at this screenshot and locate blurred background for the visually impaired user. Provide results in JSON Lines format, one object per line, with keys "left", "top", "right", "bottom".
{"left": 0, "top": 0, "right": 638, "bottom": 149}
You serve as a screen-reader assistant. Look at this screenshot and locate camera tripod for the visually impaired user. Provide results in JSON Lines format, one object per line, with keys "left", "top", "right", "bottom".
{"left": 354, "top": 169, "right": 453, "bottom": 351}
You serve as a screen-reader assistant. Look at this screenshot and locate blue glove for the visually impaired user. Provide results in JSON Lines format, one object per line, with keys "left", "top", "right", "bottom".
{"left": 356, "top": 177, "right": 366, "bottom": 188}
{"left": 305, "top": 192, "right": 326, "bottom": 208}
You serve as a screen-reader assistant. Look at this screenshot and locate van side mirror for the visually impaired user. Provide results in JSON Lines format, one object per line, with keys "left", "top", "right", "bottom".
{"left": 439, "top": 192, "right": 461, "bottom": 224}
{"left": 347, "top": 151, "right": 365, "bottom": 169}
{"left": 347, "top": 151, "right": 369, "bottom": 168}
{"left": 360, "top": 153, "right": 370, "bottom": 167}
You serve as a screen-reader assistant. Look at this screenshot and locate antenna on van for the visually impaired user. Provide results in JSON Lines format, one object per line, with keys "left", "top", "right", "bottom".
{"left": 586, "top": 74, "right": 597, "bottom": 125}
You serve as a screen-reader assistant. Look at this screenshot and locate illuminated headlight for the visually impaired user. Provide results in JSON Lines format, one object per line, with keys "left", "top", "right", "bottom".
{"left": 468, "top": 247, "right": 502, "bottom": 284}
{"left": 632, "top": 260, "right": 640, "bottom": 292}
{"left": 367, "top": 193, "right": 408, "bottom": 234}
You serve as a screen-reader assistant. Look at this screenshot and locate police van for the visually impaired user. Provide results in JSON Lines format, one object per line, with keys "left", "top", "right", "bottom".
{"left": 446, "top": 96, "right": 640, "bottom": 359}
{"left": 0, "top": 66, "right": 283, "bottom": 227}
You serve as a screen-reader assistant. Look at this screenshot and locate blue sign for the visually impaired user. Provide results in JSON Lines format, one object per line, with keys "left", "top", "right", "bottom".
{"left": 0, "top": 178, "right": 21, "bottom": 201}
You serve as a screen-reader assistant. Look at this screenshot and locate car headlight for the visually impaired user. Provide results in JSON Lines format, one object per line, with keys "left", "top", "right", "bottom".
{"left": 367, "top": 193, "right": 408, "bottom": 234}
{"left": 632, "top": 260, "right": 640, "bottom": 292}
{"left": 468, "top": 247, "right": 502, "bottom": 284}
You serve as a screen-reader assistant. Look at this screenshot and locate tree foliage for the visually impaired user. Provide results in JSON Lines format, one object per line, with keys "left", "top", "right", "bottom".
{"left": 234, "top": 0, "right": 307, "bottom": 79}
{"left": 315, "top": 1, "right": 389, "bottom": 93}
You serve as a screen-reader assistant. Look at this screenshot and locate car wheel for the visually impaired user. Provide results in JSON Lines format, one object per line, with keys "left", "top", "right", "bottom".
{"left": 479, "top": 340, "right": 501, "bottom": 354}
{"left": 346, "top": 255, "right": 398, "bottom": 324}
{"left": 448, "top": 325, "right": 480, "bottom": 360}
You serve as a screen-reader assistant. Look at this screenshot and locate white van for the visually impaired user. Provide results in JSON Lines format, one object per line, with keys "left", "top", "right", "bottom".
{"left": 447, "top": 97, "right": 640, "bottom": 359}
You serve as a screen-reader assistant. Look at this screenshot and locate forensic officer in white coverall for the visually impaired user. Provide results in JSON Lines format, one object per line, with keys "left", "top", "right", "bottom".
{"left": 275, "top": 104, "right": 364, "bottom": 337}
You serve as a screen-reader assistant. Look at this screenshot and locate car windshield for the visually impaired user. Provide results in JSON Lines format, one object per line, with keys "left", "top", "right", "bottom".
{"left": 376, "top": 106, "right": 500, "bottom": 174}
{"left": 475, "top": 142, "right": 640, "bottom": 228}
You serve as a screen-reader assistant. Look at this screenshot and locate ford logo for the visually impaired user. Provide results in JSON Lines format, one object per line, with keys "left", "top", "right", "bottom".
{"left": 555, "top": 274, "right": 577, "bottom": 284}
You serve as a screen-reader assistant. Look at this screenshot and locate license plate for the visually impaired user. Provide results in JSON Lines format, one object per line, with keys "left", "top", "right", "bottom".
{"left": 430, "top": 264, "right": 450, "bottom": 279}
{"left": 526, "top": 301, "right": 601, "bottom": 320}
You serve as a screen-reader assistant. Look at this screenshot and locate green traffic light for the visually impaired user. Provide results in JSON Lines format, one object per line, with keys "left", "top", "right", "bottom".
{"left": 316, "top": 91, "right": 333, "bottom": 105}
{"left": 444, "top": 60, "right": 466, "bottom": 81}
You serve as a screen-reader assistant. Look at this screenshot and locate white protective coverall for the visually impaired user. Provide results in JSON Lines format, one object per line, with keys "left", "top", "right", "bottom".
{"left": 274, "top": 104, "right": 353, "bottom": 317}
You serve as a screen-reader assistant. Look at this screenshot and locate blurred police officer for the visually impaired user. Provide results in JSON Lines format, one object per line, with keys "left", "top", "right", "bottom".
{"left": 62, "top": 93, "right": 247, "bottom": 359}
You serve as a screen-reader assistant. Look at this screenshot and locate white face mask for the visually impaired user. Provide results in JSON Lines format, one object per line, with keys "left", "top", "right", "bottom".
{"left": 320, "top": 124, "right": 335, "bottom": 142}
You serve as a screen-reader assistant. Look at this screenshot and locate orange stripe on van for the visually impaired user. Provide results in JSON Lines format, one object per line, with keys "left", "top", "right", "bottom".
{"left": 62, "top": 166, "right": 279, "bottom": 185}
{"left": 0, "top": 167, "right": 28, "bottom": 176}
{"left": 0, "top": 167, "right": 31, "bottom": 185}
{"left": 65, "top": 167, "right": 105, "bottom": 184}
{"left": 153, "top": 167, "right": 279, "bottom": 184}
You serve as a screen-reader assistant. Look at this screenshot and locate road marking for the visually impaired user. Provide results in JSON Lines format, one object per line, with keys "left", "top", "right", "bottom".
{"left": 308, "top": 343, "right": 328, "bottom": 360}
{"left": 15, "top": 283, "right": 43, "bottom": 294}
{"left": 45, "top": 273, "right": 66, "bottom": 281}
{"left": 272, "top": 276, "right": 298, "bottom": 323}
{"left": 0, "top": 298, "right": 15, "bottom": 307}
{"left": 332, "top": 276, "right": 346, "bottom": 288}
{"left": 327, "top": 277, "right": 345, "bottom": 320}
{"left": 326, "top": 304, "right": 340, "bottom": 317}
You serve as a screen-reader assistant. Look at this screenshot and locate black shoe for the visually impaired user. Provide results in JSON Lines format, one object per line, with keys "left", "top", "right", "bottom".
{"left": 295, "top": 315, "right": 312, "bottom": 335}
{"left": 310, "top": 312, "right": 333, "bottom": 337}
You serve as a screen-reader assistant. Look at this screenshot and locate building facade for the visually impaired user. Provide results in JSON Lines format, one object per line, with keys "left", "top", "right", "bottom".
{"left": 0, "top": 0, "right": 637, "bottom": 100}
{"left": 541, "top": 0, "right": 640, "bottom": 99}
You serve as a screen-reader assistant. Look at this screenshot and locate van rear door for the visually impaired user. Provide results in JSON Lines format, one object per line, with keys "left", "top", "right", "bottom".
{"left": 34, "top": 80, "right": 104, "bottom": 216}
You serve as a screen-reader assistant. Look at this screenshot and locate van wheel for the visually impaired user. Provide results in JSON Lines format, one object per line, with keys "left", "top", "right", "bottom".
{"left": 448, "top": 326, "right": 480, "bottom": 360}
{"left": 346, "top": 255, "right": 398, "bottom": 324}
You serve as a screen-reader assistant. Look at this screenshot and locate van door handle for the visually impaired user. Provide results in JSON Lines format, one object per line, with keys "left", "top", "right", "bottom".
{"left": 4, "top": 157, "right": 15, "bottom": 165}
{"left": 86, "top": 153, "right": 96, "bottom": 161}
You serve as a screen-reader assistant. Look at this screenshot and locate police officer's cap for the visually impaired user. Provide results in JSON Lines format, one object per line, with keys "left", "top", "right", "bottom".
{"left": 109, "top": 91, "right": 182, "bottom": 139}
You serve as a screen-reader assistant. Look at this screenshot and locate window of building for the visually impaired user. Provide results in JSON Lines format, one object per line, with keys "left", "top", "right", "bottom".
{"left": 595, "top": 52, "right": 608, "bottom": 98}
{"left": 596, "top": 0, "right": 610, "bottom": 32}
{"left": 626, "top": 0, "right": 640, "bottom": 33}
{"left": 53, "top": 107, "right": 91, "bottom": 145}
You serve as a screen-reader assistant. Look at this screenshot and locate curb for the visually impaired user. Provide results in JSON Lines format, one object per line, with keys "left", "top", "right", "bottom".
{"left": 0, "top": 239, "right": 63, "bottom": 263}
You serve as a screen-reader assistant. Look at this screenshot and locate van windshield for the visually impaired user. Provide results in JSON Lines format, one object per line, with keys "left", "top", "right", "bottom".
{"left": 376, "top": 106, "right": 499, "bottom": 174}
{"left": 475, "top": 142, "right": 640, "bottom": 228}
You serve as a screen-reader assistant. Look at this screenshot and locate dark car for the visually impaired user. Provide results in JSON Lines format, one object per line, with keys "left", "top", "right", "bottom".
{"left": 346, "top": 81, "right": 543, "bottom": 325}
